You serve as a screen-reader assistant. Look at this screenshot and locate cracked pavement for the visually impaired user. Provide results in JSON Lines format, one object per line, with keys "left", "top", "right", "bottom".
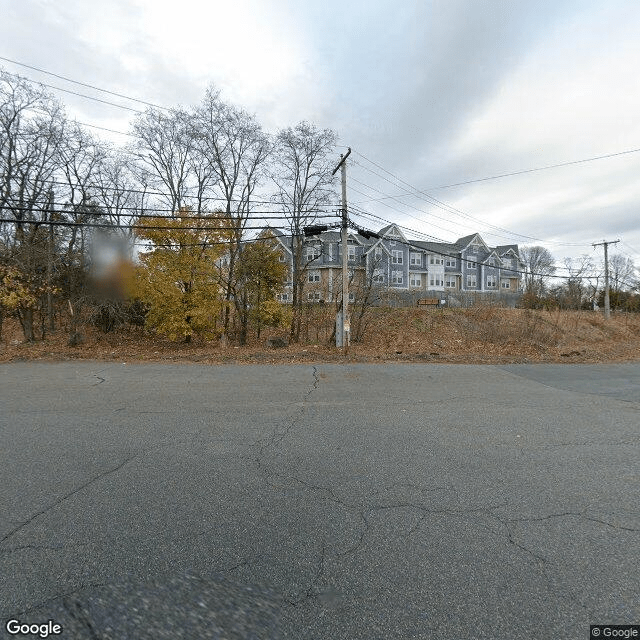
{"left": 0, "top": 362, "right": 639, "bottom": 639}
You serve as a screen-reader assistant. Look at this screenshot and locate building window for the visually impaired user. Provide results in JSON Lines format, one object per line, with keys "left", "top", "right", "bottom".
{"left": 467, "top": 275, "right": 477, "bottom": 288}
{"left": 348, "top": 245, "right": 356, "bottom": 261}
{"left": 429, "top": 276, "right": 443, "bottom": 287}
{"left": 502, "top": 258, "right": 512, "bottom": 269}
{"left": 392, "top": 250, "right": 403, "bottom": 264}
{"left": 373, "top": 269, "right": 384, "bottom": 283}
{"left": 466, "top": 255, "right": 477, "bottom": 269}
{"left": 308, "top": 270, "right": 320, "bottom": 283}
{"left": 410, "top": 274, "right": 421, "bottom": 287}
{"left": 410, "top": 252, "right": 421, "bottom": 266}
{"left": 374, "top": 246, "right": 382, "bottom": 258}
{"left": 501, "top": 279, "right": 511, "bottom": 289}
{"left": 392, "top": 270, "right": 403, "bottom": 284}
{"left": 445, "top": 277, "right": 457, "bottom": 288}
{"left": 429, "top": 255, "right": 444, "bottom": 265}
{"left": 306, "top": 245, "right": 321, "bottom": 261}
{"left": 487, "top": 275, "right": 497, "bottom": 288}
{"left": 278, "top": 253, "right": 286, "bottom": 263}
{"left": 307, "top": 291, "right": 322, "bottom": 301}
{"left": 445, "top": 258, "right": 456, "bottom": 267}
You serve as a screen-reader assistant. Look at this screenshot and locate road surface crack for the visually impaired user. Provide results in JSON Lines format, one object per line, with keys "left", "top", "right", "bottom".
{"left": 0, "top": 454, "right": 139, "bottom": 544}
{"left": 254, "top": 365, "right": 320, "bottom": 468}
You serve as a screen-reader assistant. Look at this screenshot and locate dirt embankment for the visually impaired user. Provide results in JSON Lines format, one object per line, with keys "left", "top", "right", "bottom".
{"left": 1, "top": 307, "right": 639, "bottom": 365}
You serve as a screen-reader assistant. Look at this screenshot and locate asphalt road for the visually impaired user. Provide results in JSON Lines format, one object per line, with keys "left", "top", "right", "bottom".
{"left": 1, "top": 362, "right": 639, "bottom": 639}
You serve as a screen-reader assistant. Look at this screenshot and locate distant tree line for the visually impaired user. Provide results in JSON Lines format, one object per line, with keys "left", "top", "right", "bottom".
{"left": 519, "top": 246, "right": 639, "bottom": 311}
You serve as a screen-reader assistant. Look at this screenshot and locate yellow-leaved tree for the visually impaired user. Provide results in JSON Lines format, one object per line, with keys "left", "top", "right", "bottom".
{"left": 131, "top": 209, "right": 230, "bottom": 342}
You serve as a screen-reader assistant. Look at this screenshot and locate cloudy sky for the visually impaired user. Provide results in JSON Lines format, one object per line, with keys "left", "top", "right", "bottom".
{"left": 2, "top": 0, "right": 640, "bottom": 273}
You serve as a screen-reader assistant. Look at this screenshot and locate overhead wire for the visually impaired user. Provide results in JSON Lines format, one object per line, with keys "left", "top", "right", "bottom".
{"left": 351, "top": 156, "right": 546, "bottom": 243}
{"left": 351, "top": 152, "right": 592, "bottom": 247}
{"left": 424, "top": 148, "right": 640, "bottom": 191}
{"left": 2, "top": 63, "right": 638, "bottom": 263}
{"left": 0, "top": 217, "right": 332, "bottom": 233}
{"left": 1, "top": 203, "right": 338, "bottom": 218}
{"left": 0, "top": 56, "right": 168, "bottom": 110}
{"left": 350, "top": 220, "right": 609, "bottom": 283}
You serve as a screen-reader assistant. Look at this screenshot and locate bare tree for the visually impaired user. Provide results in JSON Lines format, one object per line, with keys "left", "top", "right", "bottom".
{"left": 608, "top": 254, "right": 636, "bottom": 292}
{"left": 193, "top": 87, "right": 271, "bottom": 340}
{"left": 0, "top": 70, "right": 66, "bottom": 339}
{"left": 271, "top": 122, "right": 337, "bottom": 342}
{"left": 520, "top": 245, "right": 556, "bottom": 297}
{"left": 555, "top": 255, "right": 595, "bottom": 309}
{"left": 94, "top": 151, "right": 148, "bottom": 242}
{"left": 131, "top": 107, "right": 194, "bottom": 214}
{"left": 350, "top": 254, "right": 383, "bottom": 342}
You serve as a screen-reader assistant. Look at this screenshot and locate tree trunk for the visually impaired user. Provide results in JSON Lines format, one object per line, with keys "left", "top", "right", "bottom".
{"left": 19, "top": 308, "right": 35, "bottom": 342}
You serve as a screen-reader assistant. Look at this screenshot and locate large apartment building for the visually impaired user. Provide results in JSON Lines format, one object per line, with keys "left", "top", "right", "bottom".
{"left": 266, "top": 223, "right": 524, "bottom": 303}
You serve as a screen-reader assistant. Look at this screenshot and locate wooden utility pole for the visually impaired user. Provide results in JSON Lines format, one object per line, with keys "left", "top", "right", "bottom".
{"left": 593, "top": 239, "right": 620, "bottom": 319}
{"left": 332, "top": 148, "right": 351, "bottom": 350}
{"left": 46, "top": 188, "right": 55, "bottom": 332}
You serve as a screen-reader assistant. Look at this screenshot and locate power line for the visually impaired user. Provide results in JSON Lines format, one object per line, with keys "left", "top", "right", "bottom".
{"left": 3, "top": 178, "right": 336, "bottom": 208}
{"left": 2, "top": 69, "right": 143, "bottom": 114}
{"left": 74, "top": 121, "right": 134, "bottom": 137}
{"left": 348, "top": 183, "right": 462, "bottom": 242}
{"left": 0, "top": 56, "right": 168, "bottom": 111}
{"left": 352, "top": 151, "right": 591, "bottom": 247}
{"left": 348, "top": 205, "right": 450, "bottom": 243}
{"left": 347, "top": 208, "right": 608, "bottom": 283}
{"left": 621, "top": 241, "right": 640, "bottom": 257}
{"left": 1, "top": 203, "right": 338, "bottom": 218}
{"left": 0, "top": 217, "right": 318, "bottom": 232}
{"left": 425, "top": 148, "right": 640, "bottom": 190}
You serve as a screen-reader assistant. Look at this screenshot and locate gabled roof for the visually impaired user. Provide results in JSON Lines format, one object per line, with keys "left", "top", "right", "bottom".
{"left": 364, "top": 238, "right": 392, "bottom": 256}
{"left": 318, "top": 230, "right": 341, "bottom": 242}
{"left": 495, "top": 245, "right": 520, "bottom": 257}
{"left": 455, "top": 233, "right": 489, "bottom": 252}
{"left": 263, "top": 227, "right": 292, "bottom": 254}
{"left": 378, "top": 223, "right": 407, "bottom": 241}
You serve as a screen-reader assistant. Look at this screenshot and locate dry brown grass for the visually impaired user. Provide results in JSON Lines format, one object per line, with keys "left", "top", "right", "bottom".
{"left": 1, "top": 307, "right": 639, "bottom": 364}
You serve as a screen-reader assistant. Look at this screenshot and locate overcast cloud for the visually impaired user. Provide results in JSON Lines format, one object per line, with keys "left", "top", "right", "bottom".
{"left": 2, "top": 0, "right": 640, "bottom": 268}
